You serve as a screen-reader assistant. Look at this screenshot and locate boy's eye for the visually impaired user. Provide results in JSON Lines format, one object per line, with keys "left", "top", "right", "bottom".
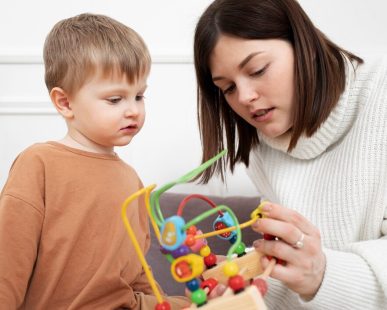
{"left": 107, "top": 97, "right": 122, "bottom": 104}
{"left": 136, "top": 95, "right": 146, "bottom": 101}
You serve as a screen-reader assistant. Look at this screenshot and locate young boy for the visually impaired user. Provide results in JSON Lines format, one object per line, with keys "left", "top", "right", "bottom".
{"left": 0, "top": 13, "right": 188, "bottom": 309}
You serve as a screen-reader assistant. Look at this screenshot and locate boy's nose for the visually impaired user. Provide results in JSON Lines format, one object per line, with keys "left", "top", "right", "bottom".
{"left": 124, "top": 102, "right": 139, "bottom": 117}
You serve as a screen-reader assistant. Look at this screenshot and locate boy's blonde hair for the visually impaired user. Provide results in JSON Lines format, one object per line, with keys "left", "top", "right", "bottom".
{"left": 43, "top": 13, "right": 151, "bottom": 96}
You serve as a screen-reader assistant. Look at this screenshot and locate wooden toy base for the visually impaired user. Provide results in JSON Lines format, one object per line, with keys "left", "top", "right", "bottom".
{"left": 202, "top": 250, "right": 264, "bottom": 284}
{"left": 189, "top": 286, "right": 267, "bottom": 310}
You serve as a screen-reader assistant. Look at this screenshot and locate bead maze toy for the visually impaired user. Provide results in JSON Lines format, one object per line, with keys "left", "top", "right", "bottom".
{"left": 121, "top": 150, "right": 276, "bottom": 310}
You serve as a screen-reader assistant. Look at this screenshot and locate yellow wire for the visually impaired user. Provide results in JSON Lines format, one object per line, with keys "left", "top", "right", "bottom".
{"left": 121, "top": 185, "right": 164, "bottom": 304}
{"left": 144, "top": 186, "right": 161, "bottom": 241}
{"left": 194, "top": 217, "right": 257, "bottom": 239}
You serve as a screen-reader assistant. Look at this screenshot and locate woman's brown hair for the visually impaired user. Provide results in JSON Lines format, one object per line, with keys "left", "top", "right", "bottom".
{"left": 194, "top": 0, "right": 363, "bottom": 183}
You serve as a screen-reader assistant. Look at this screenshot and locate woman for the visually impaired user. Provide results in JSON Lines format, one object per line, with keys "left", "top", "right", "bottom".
{"left": 194, "top": 0, "right": 387, "bottom": 308}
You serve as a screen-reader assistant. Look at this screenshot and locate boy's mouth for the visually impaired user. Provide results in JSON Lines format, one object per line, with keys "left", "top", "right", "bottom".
{"left": 121, "top": 124, "right": 138, "bottom": 130}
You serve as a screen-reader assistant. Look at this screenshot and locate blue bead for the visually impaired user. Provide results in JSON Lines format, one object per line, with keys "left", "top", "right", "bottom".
{"left": 186, "top": 278, "right": 200, "bottom": 291}
{"left": 229, "top": 235, "right": 237, "bottom": 244}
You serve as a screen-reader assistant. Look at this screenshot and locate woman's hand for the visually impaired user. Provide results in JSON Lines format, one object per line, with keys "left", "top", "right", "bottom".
{"left": 251, "top": 202, "right": 326, "bottom": 300}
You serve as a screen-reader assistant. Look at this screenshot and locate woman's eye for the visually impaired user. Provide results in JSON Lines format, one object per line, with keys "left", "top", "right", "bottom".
{"left": 107, "top": 97, "right": 122, "bottom": 104}
{"left": 251, "top": 64, "right": 269, "bottom": 77}
{"left": 223, "top": 84, "right": 235, "bottom": 95}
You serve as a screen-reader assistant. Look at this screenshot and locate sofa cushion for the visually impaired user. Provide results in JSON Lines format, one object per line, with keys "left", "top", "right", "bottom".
{"left": 146, "top": 192, "right": 261, "bottom": 296}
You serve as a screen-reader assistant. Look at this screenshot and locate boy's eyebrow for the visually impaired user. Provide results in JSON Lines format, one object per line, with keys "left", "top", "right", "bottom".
{"left": 212, "top": 51, "right": 263, "bottom": 82}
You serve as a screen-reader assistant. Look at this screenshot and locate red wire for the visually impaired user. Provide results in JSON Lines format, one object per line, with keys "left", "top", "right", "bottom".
{"left": 177, "top": 194, "right": 224, "bottom": 217}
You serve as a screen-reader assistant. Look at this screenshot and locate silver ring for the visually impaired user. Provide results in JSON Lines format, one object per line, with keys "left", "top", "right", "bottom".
{"left": 293, "top": 233, "right": 305, "bottom": 249}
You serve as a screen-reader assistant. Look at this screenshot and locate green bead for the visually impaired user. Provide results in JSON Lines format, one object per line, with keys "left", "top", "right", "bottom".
{"left": 191, "top": 288, "right": 207, "bottom": 305}
{"left": 234, "top": 242, "right": 246, "bottom": 255}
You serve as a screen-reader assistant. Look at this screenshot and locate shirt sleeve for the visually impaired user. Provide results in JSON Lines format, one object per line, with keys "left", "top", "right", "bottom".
{"left": 0, "top": 194, "right": 43, "bottom": 307}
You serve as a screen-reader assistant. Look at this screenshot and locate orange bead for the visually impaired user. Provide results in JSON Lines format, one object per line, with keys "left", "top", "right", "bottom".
{"left": 185, "top": 234, "right": 196, "bottom": 246}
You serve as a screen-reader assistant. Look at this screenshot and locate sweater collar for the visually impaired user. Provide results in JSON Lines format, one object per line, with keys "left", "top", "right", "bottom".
{"left": 258, "top": 58, "right": 357, "bottom": 160}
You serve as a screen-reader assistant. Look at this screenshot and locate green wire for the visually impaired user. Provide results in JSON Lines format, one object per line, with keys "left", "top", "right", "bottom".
{"left": 150, "top": 149, "right": 227, "bottom": 227}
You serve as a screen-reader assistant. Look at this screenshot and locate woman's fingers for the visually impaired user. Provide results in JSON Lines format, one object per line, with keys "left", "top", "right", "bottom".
{"left": 256, "top": 202, "right": 316, "bottom": 236}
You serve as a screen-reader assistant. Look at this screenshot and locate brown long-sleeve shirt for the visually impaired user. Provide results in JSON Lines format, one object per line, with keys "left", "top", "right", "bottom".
{"left": 0, "top": 142, "right": 188, "bottom": 309}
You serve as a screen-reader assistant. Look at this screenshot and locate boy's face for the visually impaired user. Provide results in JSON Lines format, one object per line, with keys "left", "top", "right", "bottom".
{"left": 67, "top": 71, "right": 147, "bottom": 153}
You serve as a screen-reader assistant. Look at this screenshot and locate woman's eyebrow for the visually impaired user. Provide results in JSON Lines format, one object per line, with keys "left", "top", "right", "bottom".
{"left": 212, "top": 51, "right": 263, "bottom": 82}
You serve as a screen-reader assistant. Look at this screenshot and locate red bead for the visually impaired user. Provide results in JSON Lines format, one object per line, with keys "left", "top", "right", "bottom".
{"left": 203, "top": 253, "right": 217, "bottom": 267}
{"left": 200, "top": 278, "right": 218, "bottom": 294}
{"left": 187, "top": 225, "right": 197, "bottom": 235}
{"left": 228, "top": 275, "right": 245, "bottom": 293}
{"left": 252, "top": 278, "right": 268, "bottom": 296}
{"left": 185, "top": 234, "right": 196, "bottom": 246}
{"left": 215, "top": 222, "right": 231, "bottom": 238}
{"left": 175, "top": 261, "right": 192, "bottom": 279}
{"left": 263, "top": 233, "right": 276, "bottom": 240}
{"left": 155, "top": 301, "right": 171, "bottom": 310}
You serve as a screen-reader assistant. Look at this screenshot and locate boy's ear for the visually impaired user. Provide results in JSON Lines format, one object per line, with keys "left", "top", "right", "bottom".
{"left": 50, "top": 87, "right": 74, "bottom": 119}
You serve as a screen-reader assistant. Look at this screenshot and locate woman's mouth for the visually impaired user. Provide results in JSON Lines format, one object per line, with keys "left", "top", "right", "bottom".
{"left": 253, "top": 108, "right": 275, "bottom": 122}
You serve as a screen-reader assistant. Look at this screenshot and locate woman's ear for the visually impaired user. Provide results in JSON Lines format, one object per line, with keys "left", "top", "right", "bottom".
{"left": 50, "top": 87, "right": 74, "bottom": 119}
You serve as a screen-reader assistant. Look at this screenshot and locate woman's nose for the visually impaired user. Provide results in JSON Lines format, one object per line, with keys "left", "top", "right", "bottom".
{"left": 238, "top": 82, "right": 259, "bottom": 106}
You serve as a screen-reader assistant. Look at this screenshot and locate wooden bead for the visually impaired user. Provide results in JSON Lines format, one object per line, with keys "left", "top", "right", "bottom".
{"left": 228, "top": 275, "right": 245, "bottom": 293}
{"left": 185, "top": 234, "right": 196, "bottom": 246}
{"left": 203, "top": 253, "right": 217, "bottom": 268}
{"left": 223, "top": 261, "right": 239, "bottom": 277}
{"left": 252, "top": 278, "right": 268, "bottom": 296}
{"left": 200, "top": 245, "right": 211, "bottom": 257}
{"left": 186, "top": 278, "right": 200, "bottom": 292}
{"left": 200, "top": 278, "right": 218, "bottom": 294}
{"left": 187, "top": 225, "right": 197, "bottom": 235}
{"left": 155, "top": 301, "right": 171, "bottom": 310}
{"left": 191, "top": 288, "right": 207, "bottom": 306}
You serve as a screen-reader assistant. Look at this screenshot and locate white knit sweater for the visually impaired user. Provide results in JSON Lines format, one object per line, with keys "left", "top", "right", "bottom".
{"left": 247, "top": 55, "right": 387, "bottom": 309}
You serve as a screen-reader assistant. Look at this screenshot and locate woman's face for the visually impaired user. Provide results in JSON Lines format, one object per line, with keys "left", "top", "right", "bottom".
{"left": 209, "top": 35, "right": 295, "bottom": 139}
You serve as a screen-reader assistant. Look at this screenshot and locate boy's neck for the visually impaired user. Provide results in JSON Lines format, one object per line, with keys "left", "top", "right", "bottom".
{"left": 57, "top": 134, "right": 115, "bottom": 155}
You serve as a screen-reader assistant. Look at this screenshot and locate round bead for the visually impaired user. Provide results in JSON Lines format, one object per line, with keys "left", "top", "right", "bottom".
{"left": 234, "top": 242, "right": 246, "bottom": 256}
{"left": 175, "top": 261, "right": 192, "bottom": 279}
{"left": 171, "top": 245, "right": 190, "bottom": 258}
{"left": 200, "top": 278, "right": 218, "bottom": 294}
{"left": 186, "top": 225, "right": 197, "bottom": 235}
{"left": 155, "top": 301, "right": 171, "bottom": 310}
{"left": 229, "top": 235, "right": 237, "bottom": 244}
{"left": 191, "top": 288, "right": 207, "bottom": 306}
{"left": 185, "top": 234, "right": 196, "bottom": 247}
{"left": 228, "top": 275, "right": 245, "bottom": 293}
{"left": 199, "top": 245, "right": 211, "bottom": 257}
{"left": 203, "top": 253, "right": 217, "bottom": 268}
{"left": 252, "top": 278, "right": 268, "bottom": 296}
{"left": 186, "top": 278, "right": 200, "bottom": 292}
{"left": 223, "top": 261, "right": 239, "bottom": 277}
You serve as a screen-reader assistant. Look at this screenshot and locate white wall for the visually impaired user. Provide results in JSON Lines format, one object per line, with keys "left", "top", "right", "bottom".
{"left": 1, "top": 0, "right": 386, "bottom": 196}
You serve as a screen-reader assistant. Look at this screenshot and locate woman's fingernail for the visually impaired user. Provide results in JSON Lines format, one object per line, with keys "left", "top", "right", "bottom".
{"left": 252, "top": 219, "right": 260, "bottom": 229}
{"left": 262, "top": 204, "right": 272, "bottom": 212}
{"left": 253, "top": 240, "right": 263, "bottom": 248}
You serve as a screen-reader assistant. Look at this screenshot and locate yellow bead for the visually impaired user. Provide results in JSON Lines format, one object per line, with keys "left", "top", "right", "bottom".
{"left": 223, "top": 261, "right": 239, "bottom": 277}
{"left": 199, "top": 245, "right": 211, "bottom": 257}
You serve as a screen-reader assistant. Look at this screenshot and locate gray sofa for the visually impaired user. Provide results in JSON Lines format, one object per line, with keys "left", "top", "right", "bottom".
{"left": 146, "top": 192, "right": 262, "bottom": 296}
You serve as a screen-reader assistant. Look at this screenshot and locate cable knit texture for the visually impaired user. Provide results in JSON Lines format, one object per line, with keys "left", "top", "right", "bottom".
{"left": 247, "top": 55, "right": 387, "bottom": 309}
